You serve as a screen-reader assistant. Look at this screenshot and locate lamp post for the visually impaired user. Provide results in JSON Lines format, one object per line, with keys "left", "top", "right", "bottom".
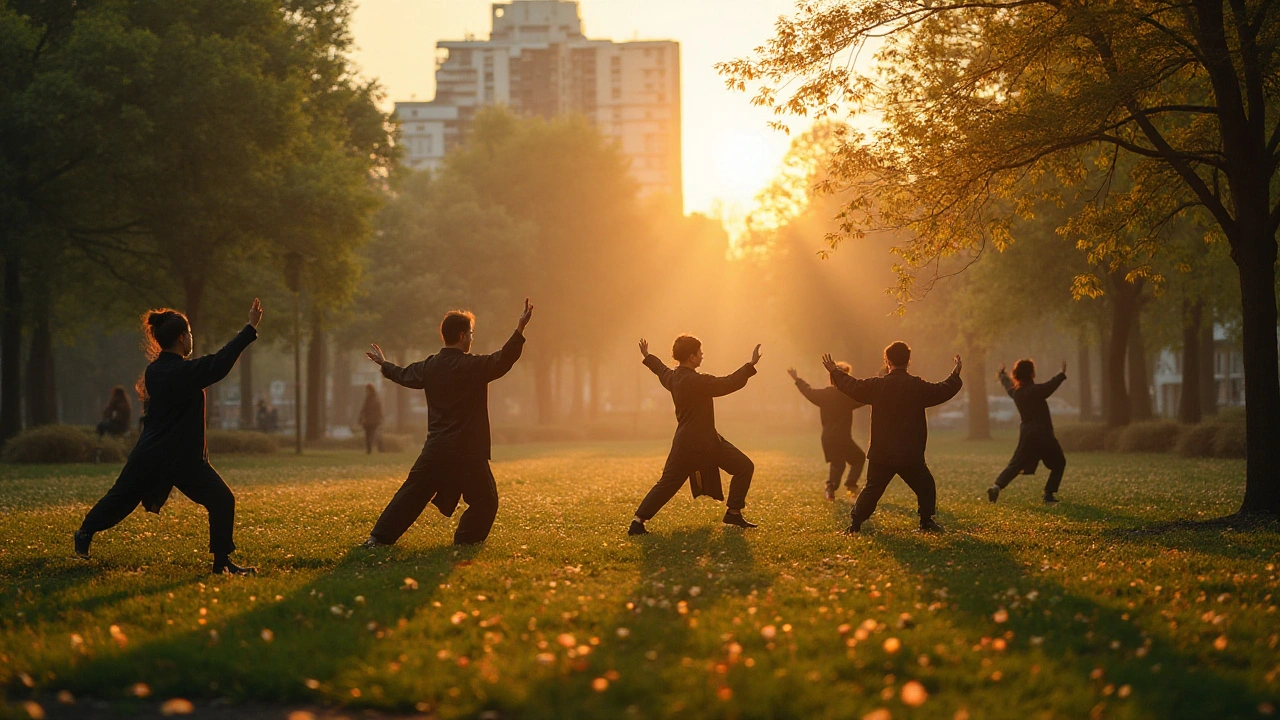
{"left": 283, "top": 251, "right": 303, "bottom": 455}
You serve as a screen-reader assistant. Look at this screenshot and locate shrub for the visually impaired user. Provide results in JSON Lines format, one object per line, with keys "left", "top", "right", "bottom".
{"left": 1210, "top": 422, "right": 1247, "bottom": 458}
{"left": 1055, "top": 423, "right": 1109, "bottom": 452}
{"left": 207, "top": 430, "right": 277, "bottom": 455}
{"left": 1115, "top": 421, "right": 1182, "bottom": 453}
{"left": 1173, "top": 423, "right": 1218, "bottom": 458}
{"left": 305, "top": 433, "right": 412, "bottom": 453}
{"left": 2, "top": 425, "right": 126, "bottom": 464}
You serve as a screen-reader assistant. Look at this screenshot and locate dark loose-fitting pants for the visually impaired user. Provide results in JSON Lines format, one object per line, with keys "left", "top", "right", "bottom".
{"left": 363, "top": 425, "right": 381, "bottom": 454}
{"left": 827, "top": 439, "right": 866, "bottom": 494}
{"left": 995, "top": 433, "right": 1066, "bottom": 496}
{"left": 851, "top": 461, "right": 937, "bottom": 524}
{"left": 635, "top": 438, "right": 754, "bottom": 520}
{"left": 80, "top": 463, "right": 236, "bottom": 554}
{"left": 370, "top": 459, "right": 499, "bottom": 546}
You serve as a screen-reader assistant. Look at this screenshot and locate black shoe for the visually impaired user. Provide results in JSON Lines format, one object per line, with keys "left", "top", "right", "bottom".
{"left": 825, "top": 491, "right": 836, "bottom": 502}
{"left": 212, "top": 559, "right": 257, "bottom": 576}
{"left": 987, "top": 485, "right": 1001, "bottom": 503}
{"left": 917, "top": 519, "right": 944, "bottom": 533}
{"left": 628, "top": 520, "right": 649, "bottom": 536}
{"left": 74, "top": 530, "right": 93, "bottom": 559}
{"left": 1043, "top": 494, "right": 1060, "bottom": 505}
{"left": 359, "top": 536, "right": 391, "bottom": 549}
{"left": 844, "top": 519, "right": 863, "bottom": 534}
{"left": 722, "top": 512, "right": 757, "bottom": 529}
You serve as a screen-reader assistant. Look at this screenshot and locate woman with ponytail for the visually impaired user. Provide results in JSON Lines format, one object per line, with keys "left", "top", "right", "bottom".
{"left": 987, "top": 359, "right": 1069, "bottom": 506}
{"left": 75, "top": 299, "right": 264, "bottom": 575}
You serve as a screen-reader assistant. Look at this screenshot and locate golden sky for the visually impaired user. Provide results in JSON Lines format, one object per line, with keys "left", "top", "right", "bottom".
{"left": 348, "top": 0, "right": 810, "bottom": 217}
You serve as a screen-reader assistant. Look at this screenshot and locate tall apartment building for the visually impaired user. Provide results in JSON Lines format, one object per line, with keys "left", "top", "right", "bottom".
{"left": 395, "top": 0, "right": 682, "bottom": 210}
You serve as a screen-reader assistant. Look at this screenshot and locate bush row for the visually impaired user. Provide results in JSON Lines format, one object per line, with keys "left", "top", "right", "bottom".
{"left": 1055, "top": 409, "right": 1246, "bottom": 458}
{"left": 1, "top": 426, "right": 277, "bottom": 464}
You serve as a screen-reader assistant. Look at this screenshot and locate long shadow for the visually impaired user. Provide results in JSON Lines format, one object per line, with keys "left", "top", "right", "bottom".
{"left": 1058, "top": 502, "right": 1280, "bottom": 561}
{"left": 498, "top": 525, "right": 775, "bottom": 719}
{"left": 875, "top": 532, "right": 1268, "bottom": 719}
{"left": 50, "top": 543, "right": 475, "bottom": 704}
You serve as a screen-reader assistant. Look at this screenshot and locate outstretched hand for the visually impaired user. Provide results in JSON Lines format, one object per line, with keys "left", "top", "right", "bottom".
{"left": 1061, "top": 360, "right": 1068, "bottom": 375}
{"left": 786, "top": 367, "right": 798, "bottom": 381}
{"left": 248, "top": 298, "right": 263, "bottom": 328}
{"left": 750, "top": 344, "right": 763, "bottom": 366}
{"left": 517, "top": 298, "right": 534, "bottom": 333}
{"left": 998, "top": 362, "right": 1006, "bottom": 376}
{"left": 953, "top": 354, "right": 963, "bottom": 375}
{"left": 365, "top": 342, "right": 386, "bottom": 366}
{"left": 821, "top": 353, "right": 839, "bottom": 373}
{"left": 638, "top": 338, "right": 649, "bottom": 358}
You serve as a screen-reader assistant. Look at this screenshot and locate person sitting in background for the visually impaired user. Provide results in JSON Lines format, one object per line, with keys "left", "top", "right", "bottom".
{"left": 255, "top": 398, "right": 270, "bottom": 432}
{"left": 96, "top": 386, "right": 132, "bottom": 438}
{"left": 788, "top": 363, "right": 867, "bottom": 501}
{"left": 987, "top": 359, "right": 1068, "bottom": 505}
{"left": 358, "top": 383, "right": 384, "bottom": 454}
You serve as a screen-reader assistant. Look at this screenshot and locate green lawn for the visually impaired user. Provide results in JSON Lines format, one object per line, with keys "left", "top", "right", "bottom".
{"left": 1, "top": 430, "right": 1277, "bottom": 719}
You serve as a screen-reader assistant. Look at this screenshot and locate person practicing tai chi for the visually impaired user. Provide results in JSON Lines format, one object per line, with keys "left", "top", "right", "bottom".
{"left": 823, "top": 342, "right": 962, "bottom": 533}
{"left": 987, "top": 359, "right": 1068, "bottom": 505}
{"left": 788, "top": 364, "right": 867, "bottom": 501}
{"left": 75, "top": 299, "right": 264, "bottom": 575}
{"left": 628, "top": 335, "right": 762, "bottom": 536}
{"left": 360, "top": 299, "right": 533, "bottom": 548}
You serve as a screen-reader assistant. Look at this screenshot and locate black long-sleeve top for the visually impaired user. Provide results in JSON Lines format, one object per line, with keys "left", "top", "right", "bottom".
{"left": 381, "top": 330, "right": 525, "bottom": 469}
{"left": 794, "top": 377, "right": 864, "bottom": 440}
{"left": 129, "top": 324, "right": 258, "bottom": 512}
{"left": 830, "top": 366, "right": 962, "bottom": 466}
{"left": 999, "top": 370, "right": 1066, "bottom": 433}
{"left": 643, "top": 354, "right": 756, "bottom": 467}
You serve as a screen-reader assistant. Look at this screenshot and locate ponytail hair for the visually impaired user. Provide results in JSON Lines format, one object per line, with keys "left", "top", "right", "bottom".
{"left": 136, "top": 308, "right": 190, "bottom": 403}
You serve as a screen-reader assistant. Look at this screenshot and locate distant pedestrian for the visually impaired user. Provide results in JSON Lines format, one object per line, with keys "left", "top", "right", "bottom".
{"left": 987, "top": 359, "right": 1068, "bottom": 505}
{"left": 788, "top": 364, "right": 867, "bottom": 501}
{"left": 96, "top": 386, "right": 132, "bottom": 439}
{"left": 824, "top": 342, "right": 962, "bottom": 533}
{"left": 255, "top": 398, "right": 271, "bottom": 432}
{"left": 358, "top": 383, "right": 384, "bottom": 454}
{"left": 75, "top": 299, "right": 264, "bottom": 575}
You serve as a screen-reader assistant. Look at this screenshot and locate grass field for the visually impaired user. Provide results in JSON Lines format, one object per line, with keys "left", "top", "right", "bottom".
{"left": 1, "top": 429, "right": 1277, "bottom": 719}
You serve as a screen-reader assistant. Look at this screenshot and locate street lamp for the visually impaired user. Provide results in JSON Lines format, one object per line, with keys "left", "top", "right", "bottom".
{"left": 283, "top": 251, "right": 303, "bottom": 455}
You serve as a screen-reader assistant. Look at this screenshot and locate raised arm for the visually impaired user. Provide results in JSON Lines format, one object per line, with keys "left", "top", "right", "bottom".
{"left": 923, "top": 370, "right": 964, "bottom": 407}
{"left": 470, "top": 330, "right": 526, "bottom": 382}
{"left": 642, "top": 353, "right": 675, "bottom": 391}
{"left": 823, "top": 353, "right": 874, "bottom": 404}
{"left": 381, "top": 359, "right": 429, "bottom": 390}
{"left": 698, "top": 363, "right": 758, "bottom": 397}
{"left": 997, "top": 364, "right": 1015, "bottom": 397}
{"left": 180, "top": 299, "right": 262, "bottom": 388}
{"left": 1036, "top": 372, "right": 1068, "bottom": 399}
{"left": 789, "top": 368, "right": 823, "bottom": 406}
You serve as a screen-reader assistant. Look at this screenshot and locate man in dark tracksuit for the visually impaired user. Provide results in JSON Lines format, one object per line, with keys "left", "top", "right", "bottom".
{"left": 789, "top": 364, "right": 867, "bottom": 500}
{"left": 628, "top": 335, "right": 762, "bottom": 535}
{"left": 361, "top": 300, "right": 532, "bottom": 547}
{"left": 823, "top": 342, "right": 962, "bottom": 533}
{"left": 987, "top": 359, "right": 1068, "bottom": 505}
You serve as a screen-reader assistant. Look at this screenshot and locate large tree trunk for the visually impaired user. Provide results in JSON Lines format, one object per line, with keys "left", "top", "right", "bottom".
{"left": 239, "top": 345, "right": 254, "bottom": 429}
{"left": 1105, "top": 274, "right": 1142, "bottom": 426}
{"left": 1178, "top": 300, "right": 1202, "bottom": 424}
{"left": 1199, "top": 319, "right": 1217, "bottom": 416}
{"left": 1077, "top": 327, "right": 1093, "bottom": 422}
{"left": 533, "top": 354, "right": 553, "bottom": 425}
{"left": 966, "top": 339, "right": 990, "bottom": 440}
{"left": 1234, "top": 234, "right": 1280, "bottom": 516}
{"left": 1, "top": 258, "right": 23, "bottom": 442}
{"left": 24, "top": 290, "right": 57, "bottom": 427}
{"left": 1128, "top": 312, "right": 1153, "bottom": 422}
{"left": 305, "top": 318, "right": 327, "bottom": 441}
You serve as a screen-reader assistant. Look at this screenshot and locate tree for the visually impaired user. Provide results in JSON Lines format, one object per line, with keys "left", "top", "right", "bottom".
{"left": 723, "top": 1, "right": 1280, "bottom": 516}
{"left": 444, "top": 107, "right": 648, "bottom": 424}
